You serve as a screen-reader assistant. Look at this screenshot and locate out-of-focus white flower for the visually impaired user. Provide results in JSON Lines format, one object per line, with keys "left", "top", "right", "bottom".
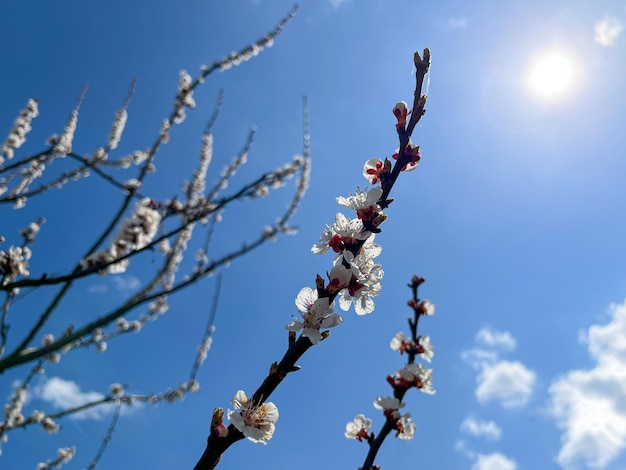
{"left": 390, "top": 332, "right": 408, "bottom": 352}
{"left": 57, "top": 446, "right": 76, "bottom": 463}
{"left": 421, "top": 300, "right": 435, "bottom": 316}
{"left": 396, "top": 363, "right": 435, "bottom": 394}
{"left": 123, "top": 179, "right": 142, "bottom": 191}
{"left": 373, "top": 396, "right": 405, "bottom": 412}
{"left": 41, "top": 416, "right": 59, "bottom": 434}
{"left": 396, "top": 412, "right": 416, "bottom": 440}
{"left": 417, "top": 335, "right": 435, "bottom": 362}
{"left": 374, "top": 396, "right": 405, "bottom": 421}
{"left": 345, "top": 414, "right": 373, "bottom": 441}
{"left": 227, "top": 390, "right": 278, "bottom": 444}
{"left": 109, "top": 383, "right": 124, "bottom": 397}
{"left": 29, "top": 410, "right": 45, "bottom": 423}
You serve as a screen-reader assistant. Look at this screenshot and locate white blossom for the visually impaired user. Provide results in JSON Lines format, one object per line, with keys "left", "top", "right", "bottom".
{"left": 421, "top": 300, "right": 436, "bottom": 316}
{"left": 345, "top": 414, "right": 373, "bottom": 440}
{"left": 109, "top": 383, "right": 124, "bottom": 397}
{"left": 285, "top": 287, "right": 342, "bottom": 344}
{"left": 311, "top": 212, "right": 369, "bottom": 255}
{"left": 418, "top": 335, "right": 435, "bottom": 362}
{"left": 390, "top": 332, "right": 408, "bottom": 352}
{"left": 336, "top": 186, "right": 383, "bottom": 221}
{"left": 374, "top": 396, "right": 405, "bottom": 420}
{"left": 227, "top": 390, "right": 278, "bottom": 444}
{"left": 396, "top": 363, "right": 435, "bottom": 394}
{"left": 397, "top": 412, "right": 416, "bottom": 440}
{"left": 374, "top": 396, "right": 405, "bottom": 411}
{"left": 41, "top": 416, "right": 59, "bottom": 434}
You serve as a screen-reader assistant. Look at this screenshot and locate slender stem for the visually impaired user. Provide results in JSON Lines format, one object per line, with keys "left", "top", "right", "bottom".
{"left": 86, "top": 401, "right": 122, "bottom": 470}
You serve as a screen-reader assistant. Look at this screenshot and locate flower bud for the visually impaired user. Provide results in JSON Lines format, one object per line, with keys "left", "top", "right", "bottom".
{"left": 392, "top": 101, "right": 410, "bottom": 128}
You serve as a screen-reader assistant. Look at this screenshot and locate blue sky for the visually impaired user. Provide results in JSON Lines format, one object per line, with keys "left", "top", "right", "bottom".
{"left": 2, "top": 0, "right": 626, "bottom": 469}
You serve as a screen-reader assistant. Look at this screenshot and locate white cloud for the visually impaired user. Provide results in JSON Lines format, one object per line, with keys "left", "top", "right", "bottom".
{"left": 476, "top": 360, "right": 536, "bottom": 408}
{"left": 471, "top": 453, "right": 517, "bottom": 470}
{"left": 31, "top": 377, "right": 112, "bottom": 420}
{"left": 455, "top": 439, "right": 476, "bottom": 459}
{"left": 461, "top": 348, "right": 500, "bottom": 369}
{"left": 462, "top": 326, "right": 536, "bottom": 409}
{"left": 447, "top": 17, "right": 469, "bottom": 29}
{"left": 460, "top": 416, "right": 502, "bottom": 441}
{"left": 595, "top": 17, "right": 624, "bottom": 47}
{"left": 328, "top": 0, "right": 349, "bottom": 9}
{"left": 89, "top": 275, "right": 140, "bottom": 294}
{"left": 475, "top": 326, "right": 517, "bottom": 352}
{"left": 547, "top": 300, "right": 626, "bottom": 469}
{"left": 111, "top": 275, "right": 141, "bottom": 291}
{"left": 88, "top": 284, "right": 108, "bottom": 294}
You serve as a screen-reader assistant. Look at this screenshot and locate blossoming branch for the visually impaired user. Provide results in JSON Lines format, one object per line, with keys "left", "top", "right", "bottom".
{"left": 347, "top": 275, "right": 436, "bottom": 470}
{"left": 194, "top": 47, "right": 432, "bottom": 469}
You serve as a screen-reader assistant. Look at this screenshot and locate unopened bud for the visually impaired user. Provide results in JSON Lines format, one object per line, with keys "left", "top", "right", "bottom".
{"left": 392, "top": 101, "right": 410, "bottom": 127}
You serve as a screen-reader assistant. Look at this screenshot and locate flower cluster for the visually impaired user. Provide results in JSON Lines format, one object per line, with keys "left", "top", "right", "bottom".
{"left": 390, "top": 332, "right": 434, "bottom": 362}
{"left": 346, "top": 397, "right": 416, "bottom": 445}
{"left": 0, "top": 99, "right": 39, "bottom": 164}
{"left": 36, "top": 446, "right": 76, "bottom": 470}
{"left": 0, "top": 245, "right": 32, "bottom": 286}
{"left": 389, "top": 363, "right": 435, "bottom": 395}
{"left": 310, "top": 185, "right": 385, "bottom": 316}
{"left": 173, "top": 70, "right": 196, "bottom": 124}
{"left": 52, "top": 97, "right": 81, "bottom": 156}
{"left": 81, "top": 198, "right": 162, "bottom": 274}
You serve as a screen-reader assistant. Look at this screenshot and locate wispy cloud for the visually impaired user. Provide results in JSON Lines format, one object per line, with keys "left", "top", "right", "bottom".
{"left": 111, "top": 275, "right": 141, "bottom": 291}
{"left": 31, "top": 377, "right": 112, "bottom": 420}
{"left": 595, "top": 16, "right": 624, "bottom": 47}
{"left": 87, "top": 284, "right": 108, "bottom": 294}
{"left": 475, "top": 326, "right": 516, "bottom": 351}
{"left": 89, "top": 274, "right": 141, "bottom": 294}
{"left": 547, "top": 300, "right": 626, "bottom": 469}
{"left": 328, "top": 0, "right": 350, "bottom": 10}
{"left": 471, "top": 453, "right": 517, "bottom": 470}
{"left": 462, "top": 326, "right": 536, "bottom": 409}
{"left": 460, "top": 416, "right": 502, "bottom": 441}
{"left": 447, "top": 17, "right": 469, "bottom": 30}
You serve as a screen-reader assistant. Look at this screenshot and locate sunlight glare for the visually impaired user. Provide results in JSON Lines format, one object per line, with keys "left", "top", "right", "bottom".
{"left": 531, "top": 55, "right": 573, "bottom": 95}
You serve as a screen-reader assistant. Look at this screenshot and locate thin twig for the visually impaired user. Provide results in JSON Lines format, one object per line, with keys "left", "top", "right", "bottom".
{"left": 85, "top": 400, "right": 122, "bottom": 470}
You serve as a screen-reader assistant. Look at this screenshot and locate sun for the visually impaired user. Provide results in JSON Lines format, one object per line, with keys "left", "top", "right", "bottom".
{"left": 531, "top": 55, "right": 574, "bottom": 96}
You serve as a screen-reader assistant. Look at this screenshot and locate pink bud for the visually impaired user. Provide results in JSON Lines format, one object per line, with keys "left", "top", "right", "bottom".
{"left": 392, "top": 101, "right": 410, "bottom": 127}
